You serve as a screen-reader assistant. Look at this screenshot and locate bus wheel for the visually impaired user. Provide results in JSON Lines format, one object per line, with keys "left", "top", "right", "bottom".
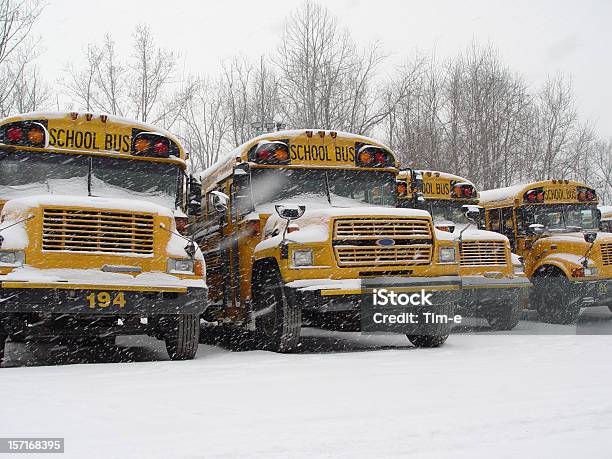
{"left": 486, "top": 302, "right": 520, "bottom": 331}
{"left": 253, "top": 265, "right": 301, "bottom": 353}
{"left": 407, "top": 335, "right": 448, "bottom": 348}
{"left": 533, "top": 273, "right": 580, "bottom": 325}
{"left": 163, "top": 314, "right": 200, "bottom": 361}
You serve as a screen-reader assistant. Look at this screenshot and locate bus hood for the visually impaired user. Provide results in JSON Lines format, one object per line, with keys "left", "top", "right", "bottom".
{"left": 450, "top": 224, "right": 509, "bottom": 243}
{"left": 2, "top": 194, "right": 175, "bottom": 219}
{"left": 261, "top": 205, "right": 432, "bottom": 245}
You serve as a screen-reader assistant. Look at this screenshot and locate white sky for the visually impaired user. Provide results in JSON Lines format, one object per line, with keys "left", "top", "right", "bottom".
{"left": 33, "top": 0, "right": 611, "bottom": 137}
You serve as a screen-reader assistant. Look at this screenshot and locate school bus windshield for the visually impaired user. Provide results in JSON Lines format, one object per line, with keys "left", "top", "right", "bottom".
{"left": 251, "top": 168, "right": 396, "bottom": 208}
{"left": 427, "top": 202, "right": 475, "bottom": 226}
{"left": 520, "top": 204, "right": 599, "bottom": 232}
{"left": 0, "top": 150, "right": 180, "bottom": 208}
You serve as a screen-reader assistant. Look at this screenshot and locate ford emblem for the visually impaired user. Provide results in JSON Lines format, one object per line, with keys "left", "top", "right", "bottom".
{"left": 376, "top": 238, "right": 395, "bottom": 247}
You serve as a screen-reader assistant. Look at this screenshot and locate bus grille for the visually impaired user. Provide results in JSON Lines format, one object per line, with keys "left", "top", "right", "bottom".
{"left": 42, "top": 208, "right": 155, "bottom": 255}
{"left": 460, "top": 241, "right": 507, "bottom": 266}
{"left": 333, "top": 217, "right": 433, "bottom": 266}
{"left": 334, "top": 218, "right": 431, "bottom": 239}
{"left": 602, "top": 243, "right": 612, "bottom": 266}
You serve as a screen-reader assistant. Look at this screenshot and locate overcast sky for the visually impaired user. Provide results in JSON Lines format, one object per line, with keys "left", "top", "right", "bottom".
{"left": 32, "top": 0, "right": 611, "bottom": 137}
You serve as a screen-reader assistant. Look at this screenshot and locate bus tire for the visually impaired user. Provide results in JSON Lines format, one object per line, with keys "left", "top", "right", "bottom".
{"left": 608, "top": 305, "right": 612, "bottom": 314}
{"left": 163, "top": 314, "right": 200, "bottom": 361}
{"left": 407, "top": 334, "right": 448, "bottom": 348}
{"left": 486, "top": 302, "right": 520, "bottom": 331}
{"left": 253, "top": 263, "right": 301, "bottom": 353}
{"left": 533, "top": 271, "right": 580, "bottom": 325}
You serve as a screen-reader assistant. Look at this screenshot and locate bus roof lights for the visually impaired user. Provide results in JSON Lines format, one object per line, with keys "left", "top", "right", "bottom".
{"left": 524, "top": 188, "right": 544, "bottom": 203}
{"left": 134, "top": 137, "right": 151, "bottom": 153}
{"left": 250, "top": 141, "right": 291, "bottom": 165}
{"left": 317, "top": 130, "right": 325, "bottom": 138}
{"left": 70, "top": 112, "right": 78, "bottom": 120}
{"left": 153, "top": 140, "right": 169, "bottom": 155}
{"left": 6, "top": 126, "right": 23, "bottom": 142}
{"left": 85, "top": 113, "right": 93, "bottom": 121}
{"left": 132, "top": 132, "right": 174, "bottom": 158}
{"left": 26, "top": 126, "right": 45, "bottom": 145}
{"left": 577, "top": 187, "right": 597, "bottom": 202}
{"left": 2, "top": 121, "right": 47, "bottom": 148}
{"left": 356, "top": 145, "right": 393, "bottom": 168}
{"left": 359, "top": 150, "right": 372, "bottom": 164}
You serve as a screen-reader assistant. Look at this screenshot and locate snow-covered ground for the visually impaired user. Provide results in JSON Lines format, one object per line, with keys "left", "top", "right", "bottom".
{"left": 1, "top": 308, "right": 612, "bottom": 458}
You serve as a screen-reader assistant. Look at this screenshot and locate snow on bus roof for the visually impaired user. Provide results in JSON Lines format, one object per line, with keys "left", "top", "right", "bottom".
{"left": 0, "top": 111, "right": 177, "bottom": 136}
{"left": 200, "top": 129, "right": 392, "bottom": 184}
{"left": 2, "top": 194, "right": 175, "bottom": 217}
{"left": 480, "top": 179, "right": 593, "bottom": 205}
{"left": 479, "top": 183, "right": 530, "bottom": 204}
{"left": 413, "top": 170, "right": 476, "bottom": 186}
{"left": 0, "top": 111, "right": 183, "bottom": 148}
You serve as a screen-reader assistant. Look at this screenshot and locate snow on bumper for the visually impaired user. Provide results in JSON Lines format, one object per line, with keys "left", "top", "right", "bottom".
{"left": 0, "top": 267, "right": 208, "bottom": 315}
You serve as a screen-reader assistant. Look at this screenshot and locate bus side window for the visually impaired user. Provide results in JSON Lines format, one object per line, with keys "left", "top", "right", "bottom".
{"left": 501, "top": 207, "right": 515, "bottom": 247}
{"left": 488, "top": 209, "right": 501, "bottom": 232}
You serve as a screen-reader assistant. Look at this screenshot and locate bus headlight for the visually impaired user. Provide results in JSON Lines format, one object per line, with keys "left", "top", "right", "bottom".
{"left": 584, "top": 267, "right": 598, "bottom": 277}
{"left": 167, "top": 258, "right": 195, "bottom": 274}
{"left": 513, "top": 264, "right": 525, "bottom": 275}
{"left": 292, "top": 249, "right": 313, "bottom": 267}
{"left": 0, "top": 250, "right": 25, "bottom": 266}
{"left": 439, "top": 247, "right": 456, "bottom": 263}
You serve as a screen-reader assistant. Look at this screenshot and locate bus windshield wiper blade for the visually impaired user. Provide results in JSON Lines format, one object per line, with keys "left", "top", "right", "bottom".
{"left": 324, "top": 171, "right": 333, "bottom": 206}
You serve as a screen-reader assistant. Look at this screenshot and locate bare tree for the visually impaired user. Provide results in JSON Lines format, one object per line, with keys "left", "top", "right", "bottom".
{"left": 0, "top": 0, "right": 45, "bottom": 116}
{"left": 61, "top": 43, "right": 104, "bottom": 112}
{"left": 592, "top": 139, "right": 612, "bottom": 204}
{"left": 274, "top": 1, "right": 386, "bottom": 133}
{"left": 0, "top": 0, "right": 43, "bottom": 66}
{"left": 527, "top": 75, "right": 578, "bottom": 180}
{"left": 130, "top": 24, "right": 176, "bottom": 123}
{"left": 175, "top": 77, "right": 231, "bottom": 172}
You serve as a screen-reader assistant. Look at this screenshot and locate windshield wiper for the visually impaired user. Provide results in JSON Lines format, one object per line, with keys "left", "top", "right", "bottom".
{"left": 324, "top": 171, "right": 333, "bottom": 206}
{"left": 87, "top": 157, "right": 92, "bottom": 197}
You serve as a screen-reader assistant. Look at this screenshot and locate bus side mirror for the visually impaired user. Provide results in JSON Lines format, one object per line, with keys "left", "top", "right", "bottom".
{"left": 414, "top": 192, "right": 426, "bottom": 206}
{"left": 584, "top": 232, "right": 597, "bottom": 244}
{"left": 462, "top": 205, "right": 481, "bottom": 223}
{"left": 187, "top": 199, "right": 201, "bottom": 216}
{"left": 527, "top": 223, "right": 545, "bottom": 236}
{"left": 210, "top": 191, "right": 230, "bottom": 213}
{"left": 275, "top": 204, "right": 305, "bottom": 221}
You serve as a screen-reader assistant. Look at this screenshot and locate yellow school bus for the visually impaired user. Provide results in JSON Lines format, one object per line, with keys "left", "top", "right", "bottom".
{"left": 480, "top": 180, "right": 612, "bottom": 322}
{"left": 600, "top": 206, "right": 612, "bottom": 232}
{"left": 396, "top": 170, "right": 531, "bottom": 330}
{"left": 0, "top": 112, "right": 207, "bottom": 363}
{"left": 198, "top": 130, "right": 463, "bottom": 351}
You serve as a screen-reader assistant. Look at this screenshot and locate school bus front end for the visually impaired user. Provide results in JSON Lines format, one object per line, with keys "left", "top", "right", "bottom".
{"left": 200, "top": 130, "right": 462, "bottom": 352}
{"left": 0, "top": 113, "right": 207, "bottom": 362}
{"left": 480, "top": 180, "right": 612, "bottom": 323}
{"left": 396, "top": 170, "right": 530, "bottom": 330}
